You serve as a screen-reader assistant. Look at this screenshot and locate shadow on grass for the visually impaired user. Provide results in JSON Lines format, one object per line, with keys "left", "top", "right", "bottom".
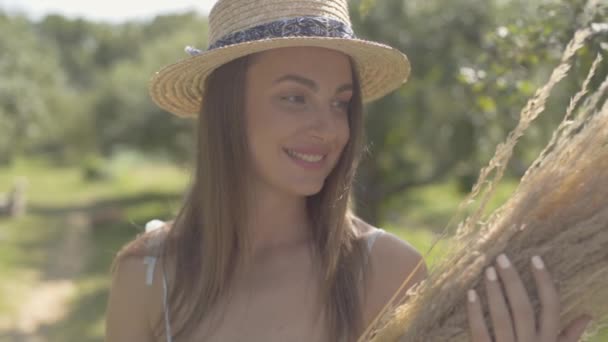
{"left": 0, "top": 215, "right": 66, "bottom": 275}
{"left": 28, "top": 192, "right": 182, "bottom": 216}
{"left": 43, "top": 286, "right": 108, "bottom": 342}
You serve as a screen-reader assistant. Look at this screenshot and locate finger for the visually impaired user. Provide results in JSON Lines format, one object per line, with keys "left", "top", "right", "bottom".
{"left": 485, "top": 266, "right": 516, "bottom": 342}
{"left": 495, "top": 254, "right": 536, "bottom": 341}
{"left": 467, "top": 289, "right": 492, "bottom": 342}
{"left": 530, "top": 256, "right": 560, "bottom": 342}
{"left": 558, "top": 315, "right": 592, "bottom": 342}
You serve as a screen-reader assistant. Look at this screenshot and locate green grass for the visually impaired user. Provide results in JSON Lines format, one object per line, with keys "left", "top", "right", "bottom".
{"left": 0, "top": 157, "right": 186, "bottom": 340}
{"left": 0, "top": 215, "right": 66, "bottom": 313}
{"left": 0, "top": 156, "right": 187, "bottom": 204}
{"left": 381, "top": 179, "right": 520, "bottom": 268}
{"left": 385, "top": 178, "right": 520, "bottom": 234}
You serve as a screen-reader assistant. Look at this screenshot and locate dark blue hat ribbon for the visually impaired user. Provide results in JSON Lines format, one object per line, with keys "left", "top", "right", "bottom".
{"left": 185, "top": 16, "right": 356, "bottom": 56}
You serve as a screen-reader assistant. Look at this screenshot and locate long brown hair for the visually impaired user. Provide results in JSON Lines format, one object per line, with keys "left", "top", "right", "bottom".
{"left": 114, "top": 50, "right": 370, "bottom": 341}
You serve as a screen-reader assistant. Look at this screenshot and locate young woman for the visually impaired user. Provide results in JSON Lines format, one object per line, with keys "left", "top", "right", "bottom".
{"left": 105, "top": 0, "right": 591, "bottom": 341}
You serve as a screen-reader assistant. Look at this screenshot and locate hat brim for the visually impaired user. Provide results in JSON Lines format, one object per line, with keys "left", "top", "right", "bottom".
{"left": 149, "top": 36, "right": 411, "bottom": 117}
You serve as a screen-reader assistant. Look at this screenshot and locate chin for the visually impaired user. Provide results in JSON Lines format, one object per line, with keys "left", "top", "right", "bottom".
{"left": 288, "top": 182, "right": 325, "bottom": 197}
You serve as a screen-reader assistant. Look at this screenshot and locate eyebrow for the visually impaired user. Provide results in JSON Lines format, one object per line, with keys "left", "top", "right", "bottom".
{"left": 273, "top": 74, "right": 353, "bottom": 94}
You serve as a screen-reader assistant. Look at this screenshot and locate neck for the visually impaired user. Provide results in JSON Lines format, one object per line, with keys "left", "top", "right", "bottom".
{"left": 245, "top": 187, "right": 312, "bottom": 254}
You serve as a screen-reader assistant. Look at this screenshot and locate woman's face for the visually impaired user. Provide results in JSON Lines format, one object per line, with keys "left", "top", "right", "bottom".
{"left": 244, "top": 47, "right": 353, "bottom": 197}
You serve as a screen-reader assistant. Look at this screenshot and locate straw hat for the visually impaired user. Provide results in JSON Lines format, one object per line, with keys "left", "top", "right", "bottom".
{"left": 149, "top": 0, "right": 411, "bottom": 117}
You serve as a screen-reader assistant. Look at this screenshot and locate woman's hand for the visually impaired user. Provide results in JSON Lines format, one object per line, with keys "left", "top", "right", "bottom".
{"left": 466, "top": 254, "right": 592, "bottom": 342}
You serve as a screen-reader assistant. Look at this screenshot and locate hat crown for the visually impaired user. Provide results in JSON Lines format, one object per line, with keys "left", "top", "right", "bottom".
{"left": 208, "top": 0, "right": 351, "bottom": 44}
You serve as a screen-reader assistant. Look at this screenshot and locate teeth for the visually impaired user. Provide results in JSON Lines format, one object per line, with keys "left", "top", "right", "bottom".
{"left": 286, "top": 149, "right": 324, "bottom": 163}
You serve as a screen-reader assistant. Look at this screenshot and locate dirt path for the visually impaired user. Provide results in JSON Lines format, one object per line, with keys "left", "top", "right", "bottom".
{"left": 0, "top": 212, "right": 91, "bottom": 342}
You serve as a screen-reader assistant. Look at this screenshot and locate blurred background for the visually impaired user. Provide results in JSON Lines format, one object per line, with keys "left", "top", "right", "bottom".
{"left": 0, "top": 0, "right": 606, "bottom": 341}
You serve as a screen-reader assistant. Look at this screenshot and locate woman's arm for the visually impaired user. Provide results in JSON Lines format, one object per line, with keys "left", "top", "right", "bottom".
{"left": 105, "top": 256, "right": 160, "bottom": 342}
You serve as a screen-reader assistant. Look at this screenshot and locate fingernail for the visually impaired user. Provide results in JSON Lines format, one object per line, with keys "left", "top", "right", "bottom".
{"left": 497, "top": 254, "right": 511, "bottom": 269}
{"left": 468, "top": 289, "right": 477, "bottom": 303}
{"left": 486, "top": 266, "right": 497, "bottom": 281}
{"left": 532, "top": 255, "right": 544, "bottom": 270}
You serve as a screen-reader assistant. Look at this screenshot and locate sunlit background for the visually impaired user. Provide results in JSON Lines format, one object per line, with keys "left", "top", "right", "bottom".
{"left": 0, "top": 0, "right": 606, "bottom": 341}
{"left": 0, "top": 0, "right": 215, "bottom": 22}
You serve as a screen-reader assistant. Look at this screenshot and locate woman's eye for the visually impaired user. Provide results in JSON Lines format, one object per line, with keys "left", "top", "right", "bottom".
{"left": 333, "top": 100, "right": 351, "bottom": 111}
{"left": 281, "top": 95, "right": 306, "bottom": 104}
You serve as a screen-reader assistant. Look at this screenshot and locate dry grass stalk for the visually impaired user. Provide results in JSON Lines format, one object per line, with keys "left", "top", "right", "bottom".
{"left": 358, "top": 25, "right": 608, "bottom": 342}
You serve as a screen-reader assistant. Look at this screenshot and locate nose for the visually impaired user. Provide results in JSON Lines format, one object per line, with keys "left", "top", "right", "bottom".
{"left": 309, "top": 106, "right": 344, "bottom": 143}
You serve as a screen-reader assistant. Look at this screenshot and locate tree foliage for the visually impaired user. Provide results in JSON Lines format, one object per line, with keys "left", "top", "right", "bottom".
{"left": 349, "top": 0, "right": 607, "bottom": 222}
{"left": 0, "top": 2, "right": 605, "bottom": 223}
{"left": 0, "top": 11, "right": 208, "bottom": 164}
{"left": 0, "top": 13, "right": 76, "bottom": 164}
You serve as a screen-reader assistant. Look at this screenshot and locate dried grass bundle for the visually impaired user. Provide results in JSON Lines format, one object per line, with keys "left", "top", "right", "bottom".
{"left": 359, "top": 25, "right": 608, "bottom": 342}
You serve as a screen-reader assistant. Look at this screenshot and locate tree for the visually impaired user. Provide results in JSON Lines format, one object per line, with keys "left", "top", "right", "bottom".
{"left": 90, "top": 13, "right": 208, "bottom": 161}
{"left": 349, "top": 0, "right": 607, "bottom": 223}
{"left": 0, "top": 13, "right": 77, "bottom": 164}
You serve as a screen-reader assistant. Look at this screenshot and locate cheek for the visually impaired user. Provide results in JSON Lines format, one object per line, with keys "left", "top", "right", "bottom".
{"left": 248, "top": 102, "right": 302, "bottom": 145}
{"left": 337, "top": 117, "right": 351, "bottom": 150}
{"left": 247, "top": 108, "right": 282, "bottom": 139}
{"left": 245, "top": 105, "right": 287, "bottom": 160}
{"left": 245, "top": 97, "right": 273, "bottom": 140}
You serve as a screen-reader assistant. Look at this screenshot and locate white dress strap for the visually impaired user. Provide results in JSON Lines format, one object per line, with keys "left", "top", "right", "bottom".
{"left": 143, "top": 219, "right": 165, "bottom": 286}
{"left": 143, "top": 219, "right": 172, "bottom": 342}
{"left": 162, "top": 269, "right": 173, "bottom": 342}
{"left": 143, "top": 256, "right": 157, "bottom": 286}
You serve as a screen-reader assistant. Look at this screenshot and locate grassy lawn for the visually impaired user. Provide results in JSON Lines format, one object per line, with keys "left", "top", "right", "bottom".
{"left": 0, "top": 158, "right": 605, "bottom": 341}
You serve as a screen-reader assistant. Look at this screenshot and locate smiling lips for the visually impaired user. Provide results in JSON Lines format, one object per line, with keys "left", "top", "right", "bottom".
{"left": 284, "top": 147, "right": 328, "bottom": 169}
{"left": 286, "top": 149, "right": 324, "bottom": 162}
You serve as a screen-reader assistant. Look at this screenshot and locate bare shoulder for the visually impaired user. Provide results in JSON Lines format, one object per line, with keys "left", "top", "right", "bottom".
{"left": 105, "top": 254, "right": 165, "bottom": 341}
{"left": 355, "top": 219, "right": 429, "bottom": 327}
{"left": 367, "top": 230, "right": 428, "bottom": 289}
